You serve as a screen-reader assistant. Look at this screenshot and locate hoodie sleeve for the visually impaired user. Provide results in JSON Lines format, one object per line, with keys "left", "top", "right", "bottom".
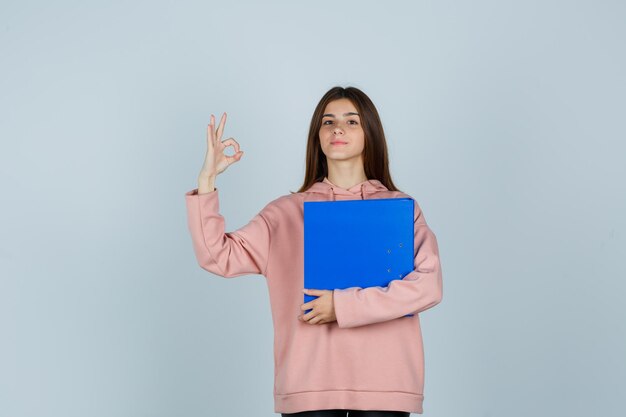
{"left": 185, "top": 188, "right": 271, "bottom": 278}
{"left": 332, "top": 199, "right": 443, "bottom": 328}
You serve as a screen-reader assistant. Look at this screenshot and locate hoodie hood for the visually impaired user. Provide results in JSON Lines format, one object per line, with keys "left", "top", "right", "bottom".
{"left": 304, "top": 177, "right": 389, "bottom": 201}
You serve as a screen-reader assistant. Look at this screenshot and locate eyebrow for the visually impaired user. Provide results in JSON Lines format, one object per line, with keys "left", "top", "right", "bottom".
{"left": 322, "top": 112, "right": 360, "bottom": 118}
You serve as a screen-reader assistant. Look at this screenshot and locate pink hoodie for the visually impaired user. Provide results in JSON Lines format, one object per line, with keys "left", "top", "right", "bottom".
{"left": 184, "top": 177, "right": 443, "bottom": 414}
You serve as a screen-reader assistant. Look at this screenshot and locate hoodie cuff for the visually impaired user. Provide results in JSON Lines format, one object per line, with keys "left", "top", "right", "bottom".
{"left": 185, "top": 187, "right": 217, "bottom": 196}
{"left": 333, "top": 287, "right": 361, "bottom": 328}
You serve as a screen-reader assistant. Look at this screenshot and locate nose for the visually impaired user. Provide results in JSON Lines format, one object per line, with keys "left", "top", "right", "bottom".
{"left": 333, "top": 125, "right": 344, "bottom": 135}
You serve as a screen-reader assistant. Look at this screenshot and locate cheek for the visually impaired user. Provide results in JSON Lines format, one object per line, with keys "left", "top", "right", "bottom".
{"left": 357, "top": 133, "right": 365, "bottom": 148}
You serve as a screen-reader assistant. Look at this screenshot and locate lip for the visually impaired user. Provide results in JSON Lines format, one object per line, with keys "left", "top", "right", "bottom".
{"left": 331, "top": 141, "right": 347, "bottom": 145}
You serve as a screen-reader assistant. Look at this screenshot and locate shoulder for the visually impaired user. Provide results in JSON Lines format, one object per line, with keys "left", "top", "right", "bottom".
{"left": 265, "top": 191, "right": 303, "bottom": 208}
{"left": 256, "top": 191, "right": 304, "bottom": 221}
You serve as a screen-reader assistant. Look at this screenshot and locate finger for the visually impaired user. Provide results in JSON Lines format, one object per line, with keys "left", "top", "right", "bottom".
{"left": 221, "top": 138, "right": 240, "bottom": 153}
{"left": 215, "top": 112, "right": 227, "bottom": 142}
{"left": 207, "top": 123, "right": 214, "bottom": 148}
{"left": 302, "top": 310, "right": 317, "bottom": 323}
{"left": 207, "top": 115, "right": 216, "bottom": 146}
{"left": 211, "top": 114, "right": 219, "bottom": 146}
{"left": 303, "top": 288, "right": 326, "bottom": 296}
{"left": 301, "top": 301, "right": 314, "bottom": 311}
{"left": 224, "top": 153, "right": 243, "bottom": 168}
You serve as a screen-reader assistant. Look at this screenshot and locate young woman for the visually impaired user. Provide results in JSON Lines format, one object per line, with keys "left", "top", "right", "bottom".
{"left": 185, "top": 86, "right": 443, "bottom": 416}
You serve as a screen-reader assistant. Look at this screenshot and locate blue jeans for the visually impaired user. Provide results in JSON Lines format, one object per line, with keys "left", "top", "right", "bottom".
{"left": 281, "top": 410, "right": 410, "bottom": 417}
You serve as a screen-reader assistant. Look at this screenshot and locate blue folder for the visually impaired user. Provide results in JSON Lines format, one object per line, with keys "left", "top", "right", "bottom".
{"left": 303, "top": 197, "right": 415, "bottom": 319}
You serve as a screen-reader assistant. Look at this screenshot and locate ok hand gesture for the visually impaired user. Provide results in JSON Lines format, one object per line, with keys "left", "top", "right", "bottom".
{"left": 199, "top": 112, "right": 244, "bottom": 181}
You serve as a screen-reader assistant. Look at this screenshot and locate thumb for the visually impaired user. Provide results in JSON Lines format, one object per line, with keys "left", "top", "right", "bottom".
{"left": 228, "top": 151, "right": 244, "bottom": 165}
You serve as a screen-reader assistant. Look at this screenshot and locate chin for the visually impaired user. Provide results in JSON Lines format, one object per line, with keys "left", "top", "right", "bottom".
{"left": 327, "top": 154, "right": 361, "bottom": 162}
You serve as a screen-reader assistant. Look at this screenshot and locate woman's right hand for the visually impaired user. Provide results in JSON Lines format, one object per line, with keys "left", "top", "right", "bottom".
{"left": 198, "top": 112, "right": 244, "bottom": 182}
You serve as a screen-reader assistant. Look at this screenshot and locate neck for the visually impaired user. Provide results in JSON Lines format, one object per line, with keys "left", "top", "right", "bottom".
{"left": 326, "top": 159, "right": 367, "bottom": 189}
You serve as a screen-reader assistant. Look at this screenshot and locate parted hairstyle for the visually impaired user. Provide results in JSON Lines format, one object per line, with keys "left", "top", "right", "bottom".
{"left": 293, "top": 86, "right": 400, "bottom": 194}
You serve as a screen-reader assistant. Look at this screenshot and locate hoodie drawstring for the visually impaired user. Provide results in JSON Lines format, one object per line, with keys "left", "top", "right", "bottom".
{"left": 327, "top": 183, "right": 366, "bottom": 201}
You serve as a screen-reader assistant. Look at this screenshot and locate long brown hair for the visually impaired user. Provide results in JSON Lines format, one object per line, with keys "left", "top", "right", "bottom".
{"left": 293, "top": 86, "right": 400, "bottom": 193}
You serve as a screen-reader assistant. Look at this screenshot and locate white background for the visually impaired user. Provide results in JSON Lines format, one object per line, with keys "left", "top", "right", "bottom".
{"left": 1, "top": 1, "right": 624, "bottom": 416}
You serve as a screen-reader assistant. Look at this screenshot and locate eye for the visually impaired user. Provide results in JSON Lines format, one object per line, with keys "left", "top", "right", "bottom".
{"left": 322, "top": 119, "right": 359, "bottom": 125}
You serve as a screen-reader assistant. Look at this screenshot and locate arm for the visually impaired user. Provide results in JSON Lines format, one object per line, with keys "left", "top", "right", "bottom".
{"left": 185, "top": 187, "right": 271, "bottom": 278}
{"left": 332, "top": 199, "right": 443, "bottom": 328}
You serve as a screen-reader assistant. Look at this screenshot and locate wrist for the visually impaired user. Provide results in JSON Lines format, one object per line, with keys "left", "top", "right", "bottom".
{"left": 197, "top": 176, "right": 216, "bottom": 194}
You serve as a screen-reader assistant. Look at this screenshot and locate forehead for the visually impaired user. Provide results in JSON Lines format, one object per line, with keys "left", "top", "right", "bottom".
{"left": 323, "top": 98, "right": 358, "bottom": 115}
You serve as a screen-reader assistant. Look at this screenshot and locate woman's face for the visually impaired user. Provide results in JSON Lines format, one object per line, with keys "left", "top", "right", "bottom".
{"left": 319, "top": 98, "right": 365, "bottom": 164}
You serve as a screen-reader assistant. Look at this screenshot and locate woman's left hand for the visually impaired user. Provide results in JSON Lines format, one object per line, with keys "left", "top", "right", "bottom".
{"left": 298, "top": 289, "right": 337, "bottom": 325}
